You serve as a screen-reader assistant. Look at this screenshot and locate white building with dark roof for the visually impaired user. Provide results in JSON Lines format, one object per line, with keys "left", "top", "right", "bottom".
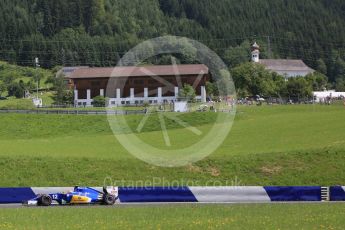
{"left": 68, "top": 64, "right": 209, "bottom": 107}
{"left": 251, "top": 42, "right": 314, "bottom": 78}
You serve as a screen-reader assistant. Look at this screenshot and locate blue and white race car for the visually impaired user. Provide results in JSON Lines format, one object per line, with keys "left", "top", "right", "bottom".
{"left": 24, "top": 186, "right": 118, "bottom": 206}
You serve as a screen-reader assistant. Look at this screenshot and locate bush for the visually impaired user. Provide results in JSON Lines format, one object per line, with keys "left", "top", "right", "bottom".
{"left": 7, "top": 81, "right": 25, "bottom": 98}
{"left": 179, "top": 84, "right": 196, "bottom": 102}
{"left": 92, "top": 96, "right": 108, "bottom": 107}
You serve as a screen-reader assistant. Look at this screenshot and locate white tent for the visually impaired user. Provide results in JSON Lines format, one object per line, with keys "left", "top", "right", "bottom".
{"left": 313, "top": 91, "right": 345, "bottom": 102}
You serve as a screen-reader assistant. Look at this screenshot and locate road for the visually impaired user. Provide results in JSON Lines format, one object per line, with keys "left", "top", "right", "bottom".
{"left": 0, "top": 201, "right": 339, "bottom": 208}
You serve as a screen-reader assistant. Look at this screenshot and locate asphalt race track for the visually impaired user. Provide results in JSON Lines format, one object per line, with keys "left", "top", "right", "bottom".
{"left": 1, "top": 201, "right": 344, "bottom": 208}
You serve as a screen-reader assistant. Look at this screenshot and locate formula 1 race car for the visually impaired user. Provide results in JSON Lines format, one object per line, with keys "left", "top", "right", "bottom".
{"left": 23, "top": 186, "right": 118, "bottom": 206}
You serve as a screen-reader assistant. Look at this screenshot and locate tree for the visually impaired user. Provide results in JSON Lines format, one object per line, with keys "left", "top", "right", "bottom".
{"left": 286, "top": 77, "right": 312, "bottom": 100}
{"left": 0, "top": 81, "right": 6, "bottom": 97}
{"left": 179, "top": 84, "right": 196, "bottom": 102}
{"left": 231, "top": 62, "right": 278, "bottom": 98}
{"left": 92, "top": 96, "right": 108, "bottom": 107}
{"left": 224, "top": 41, "right": 251, "bottom": 68}
{"left": 7, "top": 81, "right": 25, "bottom": 98}
{"left": 205, "top": 81, "right": 216, "bottom": 97}
{"left": 82, "top": 0, "right": 103, "bottom": 33}
{"left": 335, "top": 78, "right": 345, "bottom": 92}
{"left": 47, "top": 69, "right": 72, "bottom": 105}
{"left": 1, "top": 0, "right": 345, "bottom": 77}
{"left": 316, "top": 59, "right": 327, "bottom": 75}
{"left": 334, "top": 57, "right": 345, "bottom": 80}
{"left": 62, "top": 90, "right": 74, "bottom": 105}
{"left": 272, "top": 72, "right": 288, "bottom": 98}
{"left": 216, "top": 69, "right": 235, "bottom": 97}
{"left": 52, "top": 77, "right": 66, "bottom": 104}
{"left": 305, "top": 72, "right": 328, "bottom": 91}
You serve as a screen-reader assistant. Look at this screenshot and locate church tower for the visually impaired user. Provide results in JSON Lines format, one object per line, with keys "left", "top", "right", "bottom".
{"left": 251, "top": 42, "right": 260, "bottom": 63}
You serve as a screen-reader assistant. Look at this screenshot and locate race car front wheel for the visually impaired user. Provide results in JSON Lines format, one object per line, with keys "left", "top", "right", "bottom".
{"left": 38, "top": 195, "right": 52, "bottom": 206}
{"left": 103, "top": 194, "right": 116, "bottom": 205}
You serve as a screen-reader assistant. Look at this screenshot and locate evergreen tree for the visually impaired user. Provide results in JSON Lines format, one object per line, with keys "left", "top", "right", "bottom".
{"left": 0, "top": 0, "right": 344, "bottom": 84}
{"left": 335, "top": 78, "right": 345, "bottom": 92}
{"left": 316, "top": 59, "right": 327, "bottom": 75}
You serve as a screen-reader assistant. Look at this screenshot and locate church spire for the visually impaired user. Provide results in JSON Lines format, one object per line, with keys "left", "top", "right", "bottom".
{"left": 251, "top": 42, "right": 260, "bottom": 63}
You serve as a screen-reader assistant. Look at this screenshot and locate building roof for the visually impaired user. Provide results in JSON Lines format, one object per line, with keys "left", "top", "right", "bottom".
{"left": 251, "top": 42, "right": 260, "bottom": 50}
{"left": 62, "top": 66, "right": 89, "bottom": 76}
{"left": 69, "top": 64, "right": 209, "bottom": 79}
{"left": 259, "top": 59, "right": 314, "bottom": 73}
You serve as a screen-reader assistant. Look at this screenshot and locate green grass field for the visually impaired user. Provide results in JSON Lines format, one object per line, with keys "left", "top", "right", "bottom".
{"left": 0, "top": 104, "right": 345, "bottom": 186}
{"left": 1, "top": 104, "right": 345, "bottom": 229}
{"left": 0, "top": 97, "right": 35, "bottom": 110}
{"left": 1, "top": 204, "right": 345, "bottom": 229}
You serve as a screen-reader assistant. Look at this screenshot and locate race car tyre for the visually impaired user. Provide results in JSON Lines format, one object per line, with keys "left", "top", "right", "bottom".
{"left": 103, "top": 194, "right": 116, "bottom": 205}
{"left": 38, "top": 195, "right": 52, "bottom": 206}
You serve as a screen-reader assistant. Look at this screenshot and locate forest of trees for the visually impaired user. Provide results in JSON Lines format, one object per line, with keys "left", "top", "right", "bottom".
{"left": 0, "top": 0, "right": 345, "bottom": 86}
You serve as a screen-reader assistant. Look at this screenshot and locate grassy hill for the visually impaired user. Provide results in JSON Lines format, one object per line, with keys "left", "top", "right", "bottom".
{"left": 0, "top": 61, "right": 53, "bottom": 90}
{"left": 0, "top": 61, "right": 55, "bottom": 109}
{"left": 0, "top": 92, "right": 56, "bottom": 110}
{"left": 1, "top": 104, "right": 345, "bottom": 186}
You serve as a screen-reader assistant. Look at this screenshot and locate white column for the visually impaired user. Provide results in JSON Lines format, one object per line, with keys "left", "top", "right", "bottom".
{"left": 116, "top": 88, "right": 121, "bottom": 106}
{"left": 87, "top": 89, "right": 91, "bottom": 106}
{"left": 201, "top": 86, "right": 206, "bottom": 103}
{"left": 130, "top": 88, "right": 135, "bottom": 103}
{"left": 158, "top": 87, "right": 162, "bottom": 103}
{"left": 144, "top": 88, "right": 148, "bottom": 99}
{"left": 130, "top": 88, "right": 135, "bottom": 98}
{"left": 74, "top": 90, "right": 78, "bottom": 107}
{"left": 100, "top": 89, "right": 104, "bottom": 97}
{"left": 174, "top": 87, "right": 179, "bottom": 99}
{"left": 74, "top": 90, "right": 78, "bottom": 101}
{"left": 116, "top": 88, "right": 121, "bottom": 99}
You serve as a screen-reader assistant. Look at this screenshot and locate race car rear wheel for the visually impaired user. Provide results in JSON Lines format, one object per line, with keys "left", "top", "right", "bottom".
{"left": 103, "top": 194, "right": 116, "bottom": 205}
{"left": 38, "top": 195, "right": 52, "bottom": 206}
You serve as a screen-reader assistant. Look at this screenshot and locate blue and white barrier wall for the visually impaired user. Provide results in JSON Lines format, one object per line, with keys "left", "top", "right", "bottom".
{"left": 330, "top": 186, "right": 345, "bottom": 201}
{"left": 0, "top": 186, "right": 330, "bottom": 204}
